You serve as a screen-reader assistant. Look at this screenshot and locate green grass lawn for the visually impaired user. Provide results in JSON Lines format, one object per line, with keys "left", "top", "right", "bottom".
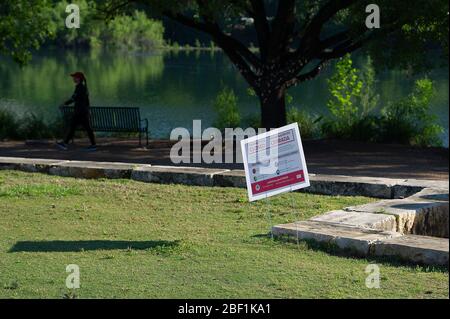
{"left": 0, "top": 170, "right": 448, "bottom": 299}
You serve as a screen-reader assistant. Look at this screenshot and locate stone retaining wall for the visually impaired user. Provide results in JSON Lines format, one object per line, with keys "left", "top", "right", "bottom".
{"left": 2, "top": 157, "right": 447, "bottom": 199}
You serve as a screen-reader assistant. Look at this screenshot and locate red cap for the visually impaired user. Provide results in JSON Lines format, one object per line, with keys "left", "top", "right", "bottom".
{"left": 70, "top": 72, "right": 85, "bottom": 80}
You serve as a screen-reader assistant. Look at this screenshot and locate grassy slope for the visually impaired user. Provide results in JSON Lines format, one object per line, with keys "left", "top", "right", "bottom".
{"left": 0, "top": 170, "right": 447, "bottom": 299}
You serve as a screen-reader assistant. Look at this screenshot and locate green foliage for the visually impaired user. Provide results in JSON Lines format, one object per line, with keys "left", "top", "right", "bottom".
{"left": 338, "top": 0, "right": 449, "bottom": 70}
{"left": 0, "top": 0, "right": 54, "bottom": 64}
{"left": 323, "top": 54, "right": 363, "bottom": 138}
{"left": 358, "top": 55, "right": 380, "bottom": 117}
{"left": 47, "top": 0, "right": 98, "bottom": 48}
{"left": 0, "top": 0, "right": 166, "bottom": 60}
{"left": 19, "top": 0, "right": 166, "bottom": 51}
{"left": 0, "top": 108, "right": 19, "bottom": 140}
{"left": 241, "top": 113, "right": 261, "bottom": 130}
{"left": 0, "top": 108, "right": 63, "bottom": 140}
{"left": 380, "top": 78, "right": 443, "bottom": 146}
{"left": 213, "top": 86, "right": 241, "bottom": 130}
{"left": 283, "top": 91, "right": 319, "bottom": 139}
{"left": 105, "top": 11, "right": 165, "bottom": 50}
{"left": 286, "top": 107, "right": 320, "bottom": 139}
{"left": 322, "top": 55, "right": 443, "bottom": 146}
{"left": 2, "top": 0, "right": 448, "bottom": 74}
{"left": 18, "top": 113, "right": 61, "bottom": 140}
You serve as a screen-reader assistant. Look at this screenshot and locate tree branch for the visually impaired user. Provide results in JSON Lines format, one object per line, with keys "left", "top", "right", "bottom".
{"left": 268, "top": 0, "right": 296, "bottom": 60}
{"left": 249, "top": 0, "right": 270, "bottom": 61}
{"left": 164, "top": 8, "right": 261, "bottom": 69}
{"left": 319, "top": 29, "right": 351, "bottom": 51}
{"left": 299, "top": 0, "right": 357, "bottom": 56}
{"left": 303, "top": 0, "right": 356, "bottom": 38}
{"left": 285, "top": 59, "right": 329, "bottom": 88}
{"left": 162, "top": 10, "right": 259, "bottom": 86}
{"left": 98, "top": 0, "right": 135, "bottom": 21}
{"left": 317, "top": 25, "right": 399, "bottom": 60}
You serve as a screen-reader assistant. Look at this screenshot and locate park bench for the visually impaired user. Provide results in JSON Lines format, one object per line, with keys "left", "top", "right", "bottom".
{"left": 59, "top": 106, "right": 149, "bottom": 146}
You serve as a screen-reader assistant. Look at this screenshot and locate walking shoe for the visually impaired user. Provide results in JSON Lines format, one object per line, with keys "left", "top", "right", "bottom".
{"left": 56, "top": 142, "right": 68, "bottom": 151}
{"left": 84, "top": 145, "right": 97, "bottom": 152}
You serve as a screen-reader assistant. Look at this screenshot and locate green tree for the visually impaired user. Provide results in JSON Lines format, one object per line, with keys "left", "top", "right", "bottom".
{"left": 380, "top": 78, "right": 443, "bottom": 146}
{"left": 98, "top": 0, "right": 450, "bottom": 130}
{"left": 0, "top": 0, "right": 54, "bottom": 64}
{"left": 2, "top": 0, "right": 448, "bottom": 129}
{"left": 326, "top": 54, "right": 363, "bottom": 128}
{"left": 322, "top": 54, "right": 382, "bottom": 141}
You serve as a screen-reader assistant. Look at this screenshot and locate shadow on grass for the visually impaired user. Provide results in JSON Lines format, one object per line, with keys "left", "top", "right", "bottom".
{"left": 9, "top": 240, "right": 179, "bottom": 252}
{"left": 252, "top": 233, "right": 448, "bottom": 273}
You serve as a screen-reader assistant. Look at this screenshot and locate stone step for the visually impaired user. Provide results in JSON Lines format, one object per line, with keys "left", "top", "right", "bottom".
{"left": 272, "top": 221, "right": 449, "bottom": 266}
{"left": 345, "top": 196, "right": 449, "bottom": 237}
{"left": 2, "top": 156, "right": 448, "bottom": 199}
{"left": 48, "top": 161, "right": 140, "bottom": 179}
{"left": 212, "top": 171, "right": 450, "bottom": 199}
{"left": 213, "top": 169, "right": 247, "bottom": 188}
{"left": 0, "top": 157, "right": 65, "bottom": 173}
{"left": 408, "top": 187, "right": 449, "bottom": 202}
{"left": 374, "top": 235, "right": 449, "bottom": 266}
{"left": 272, "top": 220, "right": 401, "bottom": 256}
{"left": 310, "top": 210, "right": 397, "bottom": 232}
{"left": 131, "top": 165, "right": 229, "bottom": 186}
{"left": 306, "top": 174, "right": 401, "bottom": 198}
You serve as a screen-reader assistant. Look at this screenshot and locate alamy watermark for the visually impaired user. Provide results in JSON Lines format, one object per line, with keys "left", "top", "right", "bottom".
{"left": 63, "top": 3, "right": 380, "bottom": 30}
{"left": 65, "top": 4, "right": 80, "bottom": 29}
{"left": 170, "top": 120, "right": 266, "bottom": 164}
{"left": 365, "top": 264, "right": 380, "bottom": 289}
{"left": 66, "top": 264, "right": 80, "bottom": 289}
{"left": 169, "top": 120, "right": 280, "bottom": 173}
{"left": 366, "top": 4, "right": 381, "bottom": 29}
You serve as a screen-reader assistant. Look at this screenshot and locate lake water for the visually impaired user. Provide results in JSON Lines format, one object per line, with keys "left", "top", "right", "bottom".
{"left": 0, "top": 49, "right": 448, "bottom": 145}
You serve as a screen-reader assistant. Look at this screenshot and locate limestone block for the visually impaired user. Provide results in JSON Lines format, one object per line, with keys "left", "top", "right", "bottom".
{"left": 374, "top": 235, "right": 449, "bottom": 266}
{"left": 310, "top": 210, "right": 397, "bottom": 232}
{"left": 272, "top": 220, "right": 400, "bottom": 256}
{"left": 131, "top": 165, "right": 228, "bottom": 186}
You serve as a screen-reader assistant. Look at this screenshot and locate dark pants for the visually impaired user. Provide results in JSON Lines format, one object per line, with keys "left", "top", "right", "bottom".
{"left": 63, "top": 112, "right": 96, "bottom": 145}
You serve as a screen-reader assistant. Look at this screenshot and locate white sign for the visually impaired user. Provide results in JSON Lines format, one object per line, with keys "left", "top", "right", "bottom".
{"left": 240, "top": 123, "right": 310, "bottom": 201}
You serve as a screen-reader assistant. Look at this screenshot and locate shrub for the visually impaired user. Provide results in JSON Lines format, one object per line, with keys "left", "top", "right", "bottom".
{"left": 324, "top": 54, "right": 363, "bottom": 138}
{"left": 213, "top": 87, "right": 241, "bottom": 131}
{"left": 18, "top": 113, "right": 53, "bottom": 140}
{"left": 17, "top": 113, "right": 64, "bottom": 140}
{"left": 47, "top": 2, "right": 165, "bottom": 50}
{"left": 0, "top": 108, "right": 63, "bottom": 140}
{"left": 106, "top": 11, "right": 165, "bottom": 50}
{"left": 0, "top": 108, "right": 19, "bottom": 140}
{"left": 286, "top": 107, "right": 320, "bottom": 139}
{"left": 358, "top": 55, "right": 379, "bottom": 117}
{"left": 322, "top": 54, "right": 381, "bottom": 142}
{"left": 380, "top": 78, "right": 443, "bottom": 146}
{"left": 241, "top": 113, "right": 261, "bottom": 130}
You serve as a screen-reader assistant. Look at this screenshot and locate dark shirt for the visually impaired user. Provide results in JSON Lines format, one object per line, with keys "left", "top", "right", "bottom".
{"left": 64, "top": 83, "right": 90, "bottom": 114}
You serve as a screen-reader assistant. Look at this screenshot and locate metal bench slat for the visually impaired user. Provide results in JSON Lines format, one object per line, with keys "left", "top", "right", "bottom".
{"left": 59, "top": 106, "right": 149, "bottom": 145}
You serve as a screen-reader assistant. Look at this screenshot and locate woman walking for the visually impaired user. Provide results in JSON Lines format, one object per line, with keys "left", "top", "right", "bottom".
{"left": 57, "top": 72, "right": 96, "bottom": 151}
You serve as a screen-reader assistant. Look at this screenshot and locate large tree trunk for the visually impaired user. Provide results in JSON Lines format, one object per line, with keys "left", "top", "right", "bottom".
{"left": 259, "top": 87, "right": 287, "bottom": 130}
